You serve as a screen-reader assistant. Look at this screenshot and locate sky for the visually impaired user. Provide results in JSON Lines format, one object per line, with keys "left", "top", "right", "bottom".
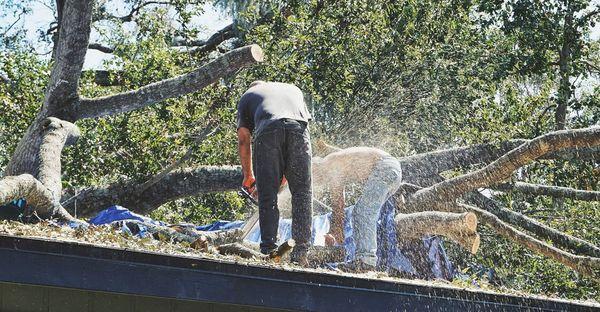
{"left": 1, "top": 0, "right": 232, "bottom": 69}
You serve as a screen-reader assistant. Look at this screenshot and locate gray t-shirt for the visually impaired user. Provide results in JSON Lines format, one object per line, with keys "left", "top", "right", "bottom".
{"left": 237, "top": 82, "right": 311, "bottom": 135}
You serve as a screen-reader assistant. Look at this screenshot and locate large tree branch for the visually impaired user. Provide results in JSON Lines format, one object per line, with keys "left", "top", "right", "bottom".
{"left": 37, "top": 117, "right": 80, "bottom": 200}
{"left": 395, "top": 211, "right": 480, "bottom": 254}
{"left": 174, "top": 24, "right": 237, "bottom": 55}
{"left": 88, "top": 23, "right": 237, "bottom": 56}
{"left": 72, "top": 44, "right": 263, "bottom": 120}
{"left": 88, "top": 42, "right": 115, "bottom": 54}
{"left": 495, "top": 182, "right": 600, "bottom": 202}
{"left": 44, "top": 0, "right": 92, "bottom": 116}
{"left": 467, "top": 191, "right": 600, "bottom": 258}
{"left": 406, "top": 127, "right": 600, "bottom": 211}
{"left": 398, "top": 141, "right": 599, "bottom": 185}
{"left": 398, "top": 140, "right": 526, "bottom": 184}
{"left": 460, "top": 203, "right": 599, "bottom": 278}
{"left": 0, "top": 174, "right": 77, "bottom": 222}
{"left": 63, "top": 166, "right": 242, "bottom": 217}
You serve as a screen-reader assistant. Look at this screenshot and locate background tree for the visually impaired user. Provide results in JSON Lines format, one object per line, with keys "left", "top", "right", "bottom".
{"left": 476, "top": 0, "right": 599, "bottom": 130}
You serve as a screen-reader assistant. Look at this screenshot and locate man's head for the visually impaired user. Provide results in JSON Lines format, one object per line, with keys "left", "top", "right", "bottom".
{"left": 249, "top": 80, "right": 266, "bottom": 88}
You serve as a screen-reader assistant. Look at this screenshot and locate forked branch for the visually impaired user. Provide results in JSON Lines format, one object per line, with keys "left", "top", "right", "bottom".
{"left": 406, "top": 127, "right": 600, "bottom": 210}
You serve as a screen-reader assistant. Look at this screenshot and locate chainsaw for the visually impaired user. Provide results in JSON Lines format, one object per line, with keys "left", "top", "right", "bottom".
{"left": 238, "top": 184, "right": 258, "bottom": 206}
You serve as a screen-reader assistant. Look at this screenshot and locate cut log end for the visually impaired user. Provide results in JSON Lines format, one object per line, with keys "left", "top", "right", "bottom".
{"left": 249, "top": 44, "right": 264, "bottom": 62}
{"left": 269, "top": 239, "right": 296, "bottom": 263}
{"left": 465, "top": 212, "right": 477, "bottom": 233}
{"left": 455, "top": 233, "right": 480, "bottom": 254}
{"left": 191, "top": 235, "right": 208, "bottom": 251}
{"left": 471, "top": 233, "right": 481, "bottom": 254}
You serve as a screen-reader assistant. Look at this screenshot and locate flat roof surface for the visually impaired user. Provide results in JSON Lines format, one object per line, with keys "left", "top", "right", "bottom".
{"left": 0, "top": 234, "right": 597, "bottom": 311}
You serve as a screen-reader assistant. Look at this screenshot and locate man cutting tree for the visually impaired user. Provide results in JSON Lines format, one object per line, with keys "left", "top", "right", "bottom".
{"left": 236, "top": 80, "right": 313, "bottom": 264}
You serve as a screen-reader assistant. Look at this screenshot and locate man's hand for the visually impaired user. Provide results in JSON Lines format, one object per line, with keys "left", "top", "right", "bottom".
{"left": 278, "top": 176, "right": 288, "bottom": 191}
{"left": 242, "top": 175, "right": 257, "bottom": 200}
{"left": 238, "top": 127, "right": 256, "bottom": 199}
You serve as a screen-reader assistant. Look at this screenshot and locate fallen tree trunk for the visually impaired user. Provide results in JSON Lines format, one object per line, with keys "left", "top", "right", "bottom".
{"left": 466, "top": 191, "right": 600, "bottom": 258}
{"left": 460, "top": 203, "right": 600, "bottom": 278}
{"left": 63, "top": 166, "right": 242, "bottom": 216}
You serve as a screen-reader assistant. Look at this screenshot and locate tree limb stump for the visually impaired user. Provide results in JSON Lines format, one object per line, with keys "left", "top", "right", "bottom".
{"left": 395, "top": 211, "right": 480, "bottom": 254}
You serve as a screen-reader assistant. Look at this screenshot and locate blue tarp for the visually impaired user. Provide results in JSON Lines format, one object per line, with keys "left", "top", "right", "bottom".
{"left": 89, "top": 205, "right": 166, "bottom": 226}
{"left": 196, "top": 220, "right": 245, "bottom": 231}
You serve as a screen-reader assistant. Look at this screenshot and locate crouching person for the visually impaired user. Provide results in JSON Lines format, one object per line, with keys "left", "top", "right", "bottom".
{"left": 312, "top": 147, "right": 402, "bottom": 271}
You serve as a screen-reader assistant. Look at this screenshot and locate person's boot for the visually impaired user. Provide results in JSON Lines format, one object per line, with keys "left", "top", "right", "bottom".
{"left": 290, "top": 246, "right": 309, "bottom": 266}
{"left": 261, "top": 246, "right": 278, "bottom": 255}
{"left": 337, "top": 260, "right": 376, "bottom": 273}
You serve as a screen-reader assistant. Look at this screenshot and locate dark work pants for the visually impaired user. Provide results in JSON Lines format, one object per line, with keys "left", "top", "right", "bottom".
{"left": 253, "top": 119, "right": 313, "bottom": 256}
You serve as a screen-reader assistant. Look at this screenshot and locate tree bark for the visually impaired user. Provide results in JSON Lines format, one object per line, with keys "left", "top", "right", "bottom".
{"left": 1, "top": 117, "right": 80, "bottom": 221}
{"left": 217, "top": 243, "right": 267, "bottom": 259}
{"left": 0, "top": 174, "right": 60, "bottom": 218}
{"left": 398, "top": 140, "right": 526, "bottom": 184}
{"left": 5, "top": 0, "right": 92, "bottom": 178}
{"left": 63, "top": 166, "right": 242, "bottom": 216}
{"left": 37, "top": 118, "right": 80, "bottom": 199}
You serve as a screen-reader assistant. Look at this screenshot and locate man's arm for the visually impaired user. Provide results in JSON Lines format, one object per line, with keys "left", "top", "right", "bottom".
{"left": 237, "top": 127, "right": 255, "bottom": 191}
